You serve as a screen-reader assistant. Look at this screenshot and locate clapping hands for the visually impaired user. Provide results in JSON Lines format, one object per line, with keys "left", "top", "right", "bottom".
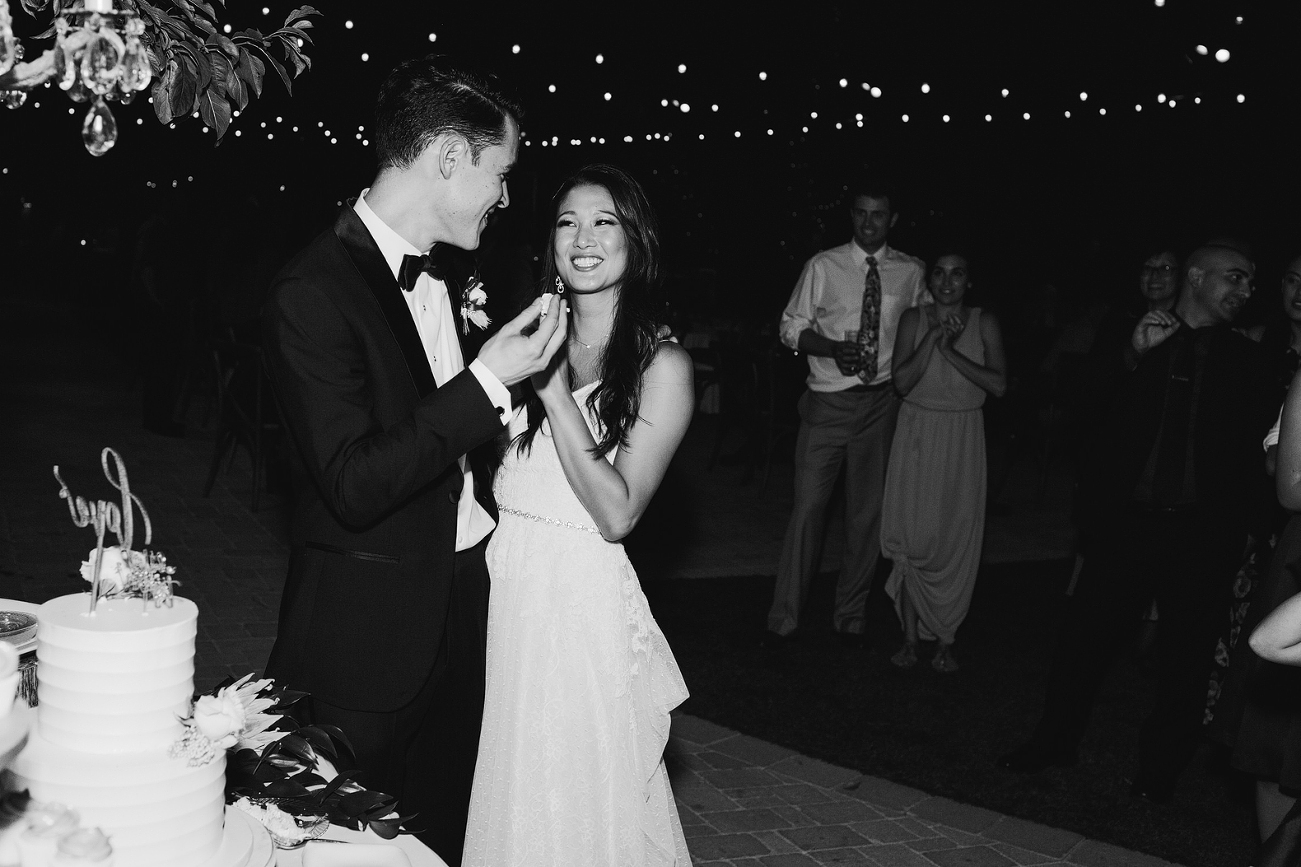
{"left": 936, "top": 313, "right": 965, "bottom": 349}
{"left": 1131, "top": 310, "right": 1180, "bottom": 355}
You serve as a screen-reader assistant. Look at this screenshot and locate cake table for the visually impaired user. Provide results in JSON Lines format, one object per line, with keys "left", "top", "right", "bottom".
{"left": 0, "top": 596, "right": 443, "bottom": 867}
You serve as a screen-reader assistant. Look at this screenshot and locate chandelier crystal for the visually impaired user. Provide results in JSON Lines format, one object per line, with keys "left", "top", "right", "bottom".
{"left": 1, "top": 0, "right": 152, "bottom": 156}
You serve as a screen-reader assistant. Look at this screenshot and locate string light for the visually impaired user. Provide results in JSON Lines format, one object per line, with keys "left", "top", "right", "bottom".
{"left": 595, "top": 54, "right": 603, "bottom": 64}
{"left": 677, "top": 64, "right": 686, "bottom": 73}
{"left": 428, "top": 33, "right": 437, "bottom": 42}
{"left": 344, "top": 20, "right": 353, "bottom": 28}
{"left": 512, "top": 44, "right": 520, "bottom": 54}
{"left": 921, "top": 83, "right": 930, "bottom": 93}
{"left": 1215, "top": 48, "right": 1230, "bottom": 62}
{"left": 1196, "top": 45, "right": 1208, "bottom": 55}
{"left": 758, "top": 72, "right": 767, "bottom": 81}
{"left": 1079, "top": 92, "right": 1088, "bottom": 101}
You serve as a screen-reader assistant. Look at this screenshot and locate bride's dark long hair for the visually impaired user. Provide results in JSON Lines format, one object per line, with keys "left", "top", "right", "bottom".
{"left": 513, "top": 164, "right": 663, "bottom": 458}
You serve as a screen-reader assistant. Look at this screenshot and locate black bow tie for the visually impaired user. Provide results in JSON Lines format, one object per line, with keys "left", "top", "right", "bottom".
{"left": 398, "top": 248, "right": 449, "bottom": 292}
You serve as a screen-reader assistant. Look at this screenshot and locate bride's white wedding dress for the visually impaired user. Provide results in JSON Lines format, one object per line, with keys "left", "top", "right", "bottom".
{"left": 462, "top": 382, "right": 692, "bottom": 867}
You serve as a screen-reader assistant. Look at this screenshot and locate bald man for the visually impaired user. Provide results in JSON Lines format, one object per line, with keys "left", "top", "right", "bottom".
{"left": 999, "top": 244, "right": 1276, "bottom": 801}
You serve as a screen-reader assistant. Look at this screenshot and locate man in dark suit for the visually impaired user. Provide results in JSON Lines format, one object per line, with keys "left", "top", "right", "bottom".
{"left": 999, "top": 243, "right": 1275, "bottom": 801}
{"left": 261, "top": 58, "right": 565, "bottom": 863}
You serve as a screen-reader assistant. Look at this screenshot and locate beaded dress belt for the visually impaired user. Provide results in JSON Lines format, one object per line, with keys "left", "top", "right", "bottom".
{"left": 498, "top": 505, "right": 601, "bottom": 534}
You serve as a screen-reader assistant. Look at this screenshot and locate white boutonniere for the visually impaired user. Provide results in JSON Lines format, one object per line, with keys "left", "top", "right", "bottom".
{"left": 461, "top": 277, "right": 490, "bottom": 335}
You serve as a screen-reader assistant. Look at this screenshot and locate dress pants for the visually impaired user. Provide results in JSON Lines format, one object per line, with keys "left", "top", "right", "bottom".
{"left": 303, "top": 536, "right": 490, "bottom": 866}
{"left": 1035, "top": 504, "right": 1241, "bottom": 789}
{"left": 768, "top": 385, "right": 899, "bottom": 636}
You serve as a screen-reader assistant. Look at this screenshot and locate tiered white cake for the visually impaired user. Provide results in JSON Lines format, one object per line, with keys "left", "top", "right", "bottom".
{"left": 5, "top": 594, "right": 227, "bottom": 867}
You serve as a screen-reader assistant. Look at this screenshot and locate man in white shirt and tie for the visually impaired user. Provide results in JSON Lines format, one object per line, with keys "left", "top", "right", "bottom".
{"left": 766, "top": 180, "right": 927, "bottom": 644}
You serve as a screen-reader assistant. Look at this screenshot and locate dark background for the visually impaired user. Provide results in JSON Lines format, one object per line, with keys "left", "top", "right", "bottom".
{"left": 3, "top": 0, "right": 1299, "bottom": 334}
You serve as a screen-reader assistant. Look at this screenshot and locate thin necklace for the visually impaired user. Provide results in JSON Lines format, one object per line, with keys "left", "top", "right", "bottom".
{"left": 572, "top": 331, "right": 606, "bottom": 350}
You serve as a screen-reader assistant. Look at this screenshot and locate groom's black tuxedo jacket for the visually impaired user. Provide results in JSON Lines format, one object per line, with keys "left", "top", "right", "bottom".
{"left": 262, "top": 205, "right": 504, "bottom": 712}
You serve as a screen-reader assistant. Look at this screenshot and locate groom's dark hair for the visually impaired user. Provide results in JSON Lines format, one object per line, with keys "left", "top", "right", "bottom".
{"left": 374, "top": 55, "right": 522, "bottom": 171}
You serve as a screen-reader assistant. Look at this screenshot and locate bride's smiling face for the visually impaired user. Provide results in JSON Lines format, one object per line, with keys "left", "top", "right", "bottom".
{"left": 554, "top": 184, "right": 628, "bottom": 295}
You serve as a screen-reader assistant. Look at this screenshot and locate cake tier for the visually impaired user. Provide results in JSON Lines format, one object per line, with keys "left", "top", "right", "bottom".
{"left": 7, "top": 719, "right": 227, "bottom": 867}
{"left": 35, "top": 594, "right": 198, "bottom": 754}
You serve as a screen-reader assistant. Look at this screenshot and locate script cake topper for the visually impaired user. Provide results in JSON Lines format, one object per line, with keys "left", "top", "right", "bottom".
{"left": 52, "top": 447, "right": 154, "bottom": 614}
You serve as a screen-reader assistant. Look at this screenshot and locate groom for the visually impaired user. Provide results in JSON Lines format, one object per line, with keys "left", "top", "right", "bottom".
{"left": 261, "top": 58, "right": 564, "bottom": 863}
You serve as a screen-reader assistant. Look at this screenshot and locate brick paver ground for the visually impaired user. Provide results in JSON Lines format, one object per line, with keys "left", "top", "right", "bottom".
{"left": 0, "top": 299, "right": 1180, "bottom": 867}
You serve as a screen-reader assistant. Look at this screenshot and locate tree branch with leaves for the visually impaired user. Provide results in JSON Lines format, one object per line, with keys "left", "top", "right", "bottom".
{"left": 0, "top": 0, "right": 319, "bottom": 142}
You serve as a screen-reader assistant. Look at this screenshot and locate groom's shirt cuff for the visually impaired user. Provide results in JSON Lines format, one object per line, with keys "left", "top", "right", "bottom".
{"left": 469, "top": 359, "right": 512, "bottom": 424}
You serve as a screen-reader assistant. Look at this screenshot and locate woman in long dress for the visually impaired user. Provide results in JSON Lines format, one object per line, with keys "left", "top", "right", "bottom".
{"left": 881, "top": 252, "right": 1007, "bottom": 672}
{"left": 463, "top": 164, "right": 695, "bottom": 866}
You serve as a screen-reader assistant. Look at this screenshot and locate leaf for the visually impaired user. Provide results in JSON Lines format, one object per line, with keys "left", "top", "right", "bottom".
{"left": 270, "top": 733, "right": 316, "bottom": 763}
{"left": 261, "top": 778, "right": 313, "bottom": 799}
{"left": 190, "top": 0, "right": 217, "bottom": 18}
{"left": 151, "top": 60, "right": 178, "bottom": 124}
{"left": 168, "top": 54, "right": 198, "bottom": 122}
{"left": 206, "top": 49, "right": 233, "bottom": 98}
{"left": 368, "top": 814, "right": 421, "bottom": 839}
{"left": 198, "top": 87, "right": 232, "bottom": 139}
{"left": 284, "top": 6, "right": 320, "bottom": 27}
{"left": 338, "top": 790, "right": 392, "bottom": 816}
{"left": 234, "top": 50, "right": 264, "bottom": 98}
{"left": 173, "top": 41, "right": 211, "bottom": 92}
{"left": 275, "top": 34, "right": 309, "bottom": 77}
{"left": 207, "top": 31, "right": 238, "bottom": 58}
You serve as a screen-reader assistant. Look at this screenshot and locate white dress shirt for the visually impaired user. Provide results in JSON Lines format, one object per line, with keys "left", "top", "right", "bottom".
{"left": 355, "top": 191, "right": 510, "bottom": 551}
{"left": 779, "top": 241, "right": 927, "bottom": 391}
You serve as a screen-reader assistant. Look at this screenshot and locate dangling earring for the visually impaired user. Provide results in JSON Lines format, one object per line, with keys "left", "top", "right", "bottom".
{"left": 554, "top": 276, "right": 566, "bottom": 295}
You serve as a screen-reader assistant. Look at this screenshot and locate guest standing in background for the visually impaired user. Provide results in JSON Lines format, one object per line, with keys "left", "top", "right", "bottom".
{"left": 764, "top": 178, "right": 926, "bottom": 645}
{"left": 999, "top": 243, "right": 1275, "bottom": 802}
{"left": 881, "top": 253, "right": 1006, "bottom": 672}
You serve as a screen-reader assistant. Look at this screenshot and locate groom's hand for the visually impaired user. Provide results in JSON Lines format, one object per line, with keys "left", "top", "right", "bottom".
{"left": 476, "top": 295, "right": 568, "bottom": 387}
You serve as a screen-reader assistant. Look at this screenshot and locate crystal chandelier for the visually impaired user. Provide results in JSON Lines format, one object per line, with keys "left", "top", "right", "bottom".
{"left": 0, "top": 0, "right": 152, "bottom": 156}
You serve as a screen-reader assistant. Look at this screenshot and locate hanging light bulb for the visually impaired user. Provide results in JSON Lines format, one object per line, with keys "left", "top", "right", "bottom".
{"left": 82, "top": 96, "right": 117, "bottom": 156}
{"left": 81, "top": 26, "right": 125, "bottom": 95}
{"left": 4, "top": 90, "right": 27, "bottom": 108}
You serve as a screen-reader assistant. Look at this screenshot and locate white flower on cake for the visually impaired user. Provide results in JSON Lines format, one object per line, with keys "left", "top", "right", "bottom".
{"left": 193, "top": 691, "right": 247, "bottom": 750}
{"left": 172, "top": 673, "right": 283, "bottom": 765}
{"left": 78, "top": 545, "right": 135, "bottom": 593}
{"left": 461, "top": 277, "right": 491, "bottom": 334}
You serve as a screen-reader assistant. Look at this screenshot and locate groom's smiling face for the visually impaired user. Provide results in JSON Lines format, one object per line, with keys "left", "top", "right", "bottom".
{"left": 441, "top": 118, "right": 519, "bottom": 251}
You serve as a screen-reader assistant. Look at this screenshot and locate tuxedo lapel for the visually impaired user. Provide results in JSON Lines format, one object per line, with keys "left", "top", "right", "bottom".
{"left": 334, "top": 207, "right": 438, "bottom": 399}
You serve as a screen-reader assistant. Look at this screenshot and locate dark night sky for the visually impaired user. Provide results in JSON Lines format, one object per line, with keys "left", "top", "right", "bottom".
{"left": 3, "top": 0, "right": 1300, "bottom": 323}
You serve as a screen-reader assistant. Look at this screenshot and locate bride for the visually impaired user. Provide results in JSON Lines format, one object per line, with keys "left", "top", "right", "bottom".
{"left": 462, "top": 164, "right": 695, "bottom": 866}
